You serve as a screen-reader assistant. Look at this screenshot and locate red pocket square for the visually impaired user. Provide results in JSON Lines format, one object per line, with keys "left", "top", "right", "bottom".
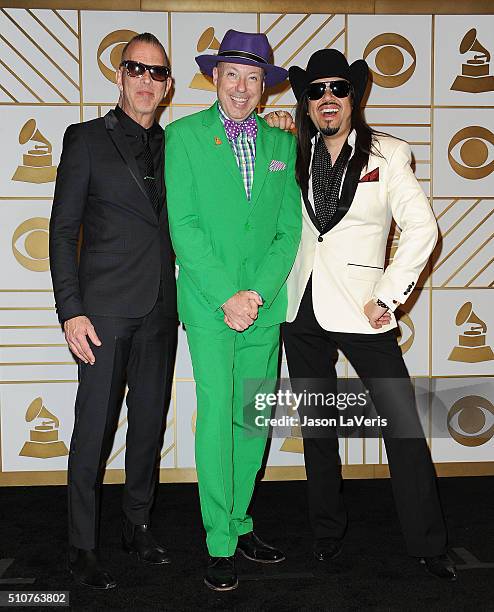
{"left": 359, "top": 167, "right": 379, "bottom": 183}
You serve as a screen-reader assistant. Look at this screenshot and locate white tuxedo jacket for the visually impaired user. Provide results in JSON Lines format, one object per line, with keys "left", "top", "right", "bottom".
{"left": 286, "top": 134, "right": 438, "bottom": 334}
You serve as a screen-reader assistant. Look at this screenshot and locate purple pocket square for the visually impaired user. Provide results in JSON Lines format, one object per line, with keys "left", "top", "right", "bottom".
{"left": 269, "top": 160, "right": 286, "bottom": 172}
{"left": 359, "top": 167, "right": 379, "bottom": 183}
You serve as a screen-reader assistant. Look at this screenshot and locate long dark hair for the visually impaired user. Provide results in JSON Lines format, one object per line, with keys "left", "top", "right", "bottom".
{"left": 294, "top": 89, "right": 384, "bottom": 198}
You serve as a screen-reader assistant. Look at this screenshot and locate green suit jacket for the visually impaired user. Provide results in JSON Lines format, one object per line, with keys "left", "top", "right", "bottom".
{"left": 165, "top": 102, "right": 301, "bottom": 330}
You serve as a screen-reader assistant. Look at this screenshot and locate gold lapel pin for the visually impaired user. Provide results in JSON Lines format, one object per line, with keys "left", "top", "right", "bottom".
{"left": 214, "top": 136, "right": 222, "bottom": 145}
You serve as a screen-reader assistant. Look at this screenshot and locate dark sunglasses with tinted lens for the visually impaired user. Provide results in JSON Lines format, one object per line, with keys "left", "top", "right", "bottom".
{"left": 120, "top": 60, "right": 170, "bottom": 82}
{"left": 306, "top": 80, "right": 352, "bottom": 100}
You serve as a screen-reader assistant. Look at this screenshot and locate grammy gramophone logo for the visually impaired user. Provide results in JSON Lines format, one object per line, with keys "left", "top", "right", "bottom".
{"left": 189, "top": 27, "right": 219, "bottom": 92}
{"left": 11, "top": 119, "right": 57, "bottom": 184}
{"left": 451, "top": 28, "right": 494, "bottom": 94}
{"left": 280, "top": 391, "right": 303, "bottom": 453}
{"left": 448, "top": 302, "right": 494, "bottom": 363}
{"left": 280, "top": 425, "right": 303, "bottom": 453}
{"left": 19, "top": 397, "right": 69, "bottom": 459}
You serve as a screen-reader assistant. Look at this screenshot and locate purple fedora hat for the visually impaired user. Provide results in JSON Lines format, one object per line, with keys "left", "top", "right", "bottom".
{"left": 196, "top": 29, "right": 287, "bottom": 87}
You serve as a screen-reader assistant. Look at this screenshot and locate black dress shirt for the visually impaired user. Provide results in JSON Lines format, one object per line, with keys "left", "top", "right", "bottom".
{"left": 114, "top": 105, "right": 164, "bottom": 204}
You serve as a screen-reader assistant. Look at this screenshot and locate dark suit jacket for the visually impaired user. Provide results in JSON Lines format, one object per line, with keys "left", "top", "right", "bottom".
{"left": 49, "top": 110, "right": 177, "bottom": 323}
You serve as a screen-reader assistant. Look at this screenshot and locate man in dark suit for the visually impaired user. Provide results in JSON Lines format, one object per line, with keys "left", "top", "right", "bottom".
{"left": 49, "top": 33, "right": 177, "bottom": 589}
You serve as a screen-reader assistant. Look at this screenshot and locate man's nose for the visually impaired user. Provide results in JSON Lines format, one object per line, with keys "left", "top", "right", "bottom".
{"left": 142, "top": 69, "right": 152, "bottom": 83}
{"left": 236, "top": 77, "right": 247, "bottom": 92}
{"left": 321, "top": 87, "right": 336, "bottom": 103}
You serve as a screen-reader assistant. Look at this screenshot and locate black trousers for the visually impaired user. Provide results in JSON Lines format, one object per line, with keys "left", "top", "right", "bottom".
{"left": 281, "top": 279, "right": 447, "bottom": 557}
{"left": 68, "top": 294, "right": 177, "bottom": 550}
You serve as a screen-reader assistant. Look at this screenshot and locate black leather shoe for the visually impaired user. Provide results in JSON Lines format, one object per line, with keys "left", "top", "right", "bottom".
{"left": 313, "top": 537, "right": 343, "bottom": 562}
{"left": 420, "top": 555, "right": 458, "bottom": 581}
{"left": 122, "top": 516, "right": 170, "bottom": 565}
{"left": 68, "top": 547, "right": 116, "bottom": 590}
{"left": 236, "top": 532, "right": 285, "bottom": 563}
{"left": 204, "top": 556, "right": 238, "bottom": 591}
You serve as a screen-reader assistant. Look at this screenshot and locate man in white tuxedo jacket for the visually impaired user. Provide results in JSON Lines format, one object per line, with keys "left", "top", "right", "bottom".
{"left": 270, "top": 49, "right": 456, "bottom": 581}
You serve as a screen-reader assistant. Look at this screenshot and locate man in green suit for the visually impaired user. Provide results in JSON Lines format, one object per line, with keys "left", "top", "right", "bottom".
{"left": 165, "top": 30, "right": 301, "bottom": 591}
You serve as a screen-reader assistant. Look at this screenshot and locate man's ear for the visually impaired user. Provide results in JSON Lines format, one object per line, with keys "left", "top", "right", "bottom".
{"left": 164, "top": 76, "right": 172, "bottom": 99}
{"left": 212, "top": 66, "right": 219, "bottom": 87}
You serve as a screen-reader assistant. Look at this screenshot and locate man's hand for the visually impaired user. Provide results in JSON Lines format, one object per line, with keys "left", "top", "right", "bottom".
{"left": 264, "top": 111, "right": 295, "bottom": 132}
{"left": 222, "top": 290, "right": 263, "bottom": 332}
{"left": 63, "top": 315, "right": 102, "bottom": 365}
{"left": 363, "top": 300, "right": 392, "bottom": 330}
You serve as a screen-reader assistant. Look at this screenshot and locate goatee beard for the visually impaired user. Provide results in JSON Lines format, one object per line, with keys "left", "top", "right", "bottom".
{"left": 320, "top": 126, "right": 339, "bottom": 136}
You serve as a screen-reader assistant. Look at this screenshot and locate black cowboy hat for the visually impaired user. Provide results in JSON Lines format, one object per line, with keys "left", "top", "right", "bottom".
{"left": 289, "top": 49, "right": 368, "bottom": 105}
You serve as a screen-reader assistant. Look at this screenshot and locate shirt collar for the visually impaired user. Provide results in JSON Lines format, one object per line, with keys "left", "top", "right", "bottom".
{"left": 311, "top": 128, "right": 356, "bottom": 157}
{"left": 217, "top": 102, "right": 256, "bottom": 128}
{"left": 114, "top": 105, "right": 162, "bottom": 139}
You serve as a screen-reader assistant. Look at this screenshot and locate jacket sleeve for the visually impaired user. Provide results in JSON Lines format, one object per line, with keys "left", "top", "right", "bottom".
{"left": 49, "top": 124, "right": 89, "bottom": 324}
{"left": 165, "top": 123, "right": 238, "bottom": 310}
{"left": 374, "top": 140, "right": 438, "bottom": 311}
{"left": 251, "top": 135, "right": 302, "bottom": 308}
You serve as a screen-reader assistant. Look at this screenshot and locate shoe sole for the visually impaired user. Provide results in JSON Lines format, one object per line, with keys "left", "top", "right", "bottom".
{"left": 204, "top": 577, "right": 239, "bottom": 592}
{"left": 69, "top": 569, "right": 117, "bottom": 590}
{"left": 236, "top": 548, "right": 286, "bottom": 564}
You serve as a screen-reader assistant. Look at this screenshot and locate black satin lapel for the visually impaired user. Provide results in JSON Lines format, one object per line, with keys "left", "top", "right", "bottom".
{"left": 322, "top": 154, "right": 364, "bottom": 235}
{"left": 105, "top": 111, "right": 148, "bottom": 202}
{"left": 302, "top": 188, "right": 321, "bottom": 232}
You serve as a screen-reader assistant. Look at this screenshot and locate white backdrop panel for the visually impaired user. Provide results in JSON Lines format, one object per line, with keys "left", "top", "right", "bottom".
{"left": 434, "top": 15, "right": 494, "bottom": 107}
{"left": 1, "top": 106, "right": 79, "bottom": 198}
{"left": 347, "top": 15, "right": 432, "bottom": 106}
{"left": 80, "top": 11, "right": 168, "bottom": 105}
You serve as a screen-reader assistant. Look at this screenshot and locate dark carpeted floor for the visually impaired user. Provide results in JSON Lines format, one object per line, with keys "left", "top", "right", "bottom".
{"left": 0, "top": 476, "right": 493, "bottom": 611}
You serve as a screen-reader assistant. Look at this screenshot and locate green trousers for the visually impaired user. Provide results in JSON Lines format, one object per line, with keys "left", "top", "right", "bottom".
{"left": 185, "top": 323, "right": 280, "bottom": 557}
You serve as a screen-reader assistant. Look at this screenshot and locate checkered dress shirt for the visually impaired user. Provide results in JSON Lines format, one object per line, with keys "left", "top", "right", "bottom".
{"left": 218, "top": 103, "right": 256, "bottom": 201}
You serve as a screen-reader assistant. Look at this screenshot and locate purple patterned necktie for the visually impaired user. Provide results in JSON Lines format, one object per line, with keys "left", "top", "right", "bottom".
{"left": 223, "top": 116, "right": 258, "bottom": 141}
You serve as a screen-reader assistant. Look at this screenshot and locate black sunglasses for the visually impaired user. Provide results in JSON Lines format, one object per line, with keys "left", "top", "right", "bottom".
{"left": 120, "top": 60, "right": 170, "bottom": 82}
{"left": 306, "top": 80, "right": 352, "bottom": 100}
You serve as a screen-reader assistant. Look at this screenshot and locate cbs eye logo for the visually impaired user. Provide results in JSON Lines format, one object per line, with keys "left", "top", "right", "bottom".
{"left": 397, "top": 312, "right": 415, "bottom": 355}
{"left": 448, "top": 126, "right": 494, "bottom": 179}
{"left": 12, "top": 217, "right": 50, "bottom": 272}
{"left": 447, "top": 395, "right": 494, "bottom": 447}
{"left": 97, "top": 30, "right": 139, "bottom": 83}
{"left": 363, "top": 33, "right": 416, "bottom": 88}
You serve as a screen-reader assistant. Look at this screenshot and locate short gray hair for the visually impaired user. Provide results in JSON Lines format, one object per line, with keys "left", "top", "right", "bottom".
{"left": 121, "top": 32, "right": 169, "bottom": 66}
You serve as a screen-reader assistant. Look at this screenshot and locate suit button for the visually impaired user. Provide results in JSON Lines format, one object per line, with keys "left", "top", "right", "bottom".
{"left": 245, "top": 223, "right": 250, "bottom": 231}
{"left": 318, "top": 236, "right": 323, "bottom": 242}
